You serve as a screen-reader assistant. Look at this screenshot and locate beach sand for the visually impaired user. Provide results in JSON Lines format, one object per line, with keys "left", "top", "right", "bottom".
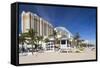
{"left": 19, "top": 48, "right": 96, "bottom": 64}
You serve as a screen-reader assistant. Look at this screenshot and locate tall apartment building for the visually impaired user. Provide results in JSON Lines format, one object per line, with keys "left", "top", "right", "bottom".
{"left": 21, "top": 11, "right": 54, "bottom": 37}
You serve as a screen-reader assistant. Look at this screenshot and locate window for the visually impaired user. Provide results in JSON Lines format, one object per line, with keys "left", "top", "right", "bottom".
{"left": 61, "top": 40, "right": 66, "bottom": 44}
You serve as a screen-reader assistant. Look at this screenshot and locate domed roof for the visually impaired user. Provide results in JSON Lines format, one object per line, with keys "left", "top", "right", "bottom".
{"left": 55, "top": 26, "right": 73, "bottom": 37}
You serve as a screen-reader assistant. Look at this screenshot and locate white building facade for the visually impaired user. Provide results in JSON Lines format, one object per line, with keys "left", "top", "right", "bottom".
{"left": 21, "top": 11, "right": 73, "bottom": 52}
{"left": 55, "top": 27, "right": 73, "bottom": 50}
{"left": 21, "top": 11, "right": 54, "bottom": 37}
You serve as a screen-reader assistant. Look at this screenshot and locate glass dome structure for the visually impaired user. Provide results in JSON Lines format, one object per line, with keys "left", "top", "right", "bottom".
{"left": 54, "top": 27, "right": 73, "bottom": 39}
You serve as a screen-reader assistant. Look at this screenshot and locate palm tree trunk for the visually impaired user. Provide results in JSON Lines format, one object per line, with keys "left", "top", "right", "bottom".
{"left": 77, "top": 40, "right": 79, "bottom": 48}
{"left": 22, "top": 43, "right": 24, "bottom": 55}
{"left": 54, "top": 38, "right": 56, "bottom": 51}
{"left": 32, "top": 44, "right": 34, "bottom": 55}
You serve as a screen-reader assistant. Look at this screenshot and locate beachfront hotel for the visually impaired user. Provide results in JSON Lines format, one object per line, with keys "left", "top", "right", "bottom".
{"left": 20, "top": 11, "right": 74, "bottom": 52}
{"left": 21, "top": 11, "right": 54, "bottom": 37}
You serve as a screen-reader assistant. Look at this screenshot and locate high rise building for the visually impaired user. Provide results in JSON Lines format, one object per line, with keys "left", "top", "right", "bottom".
{"left": 21, "top": 11, "right": 54, "bottom": 37}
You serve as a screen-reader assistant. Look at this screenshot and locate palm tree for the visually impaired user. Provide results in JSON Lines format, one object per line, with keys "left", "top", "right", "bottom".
{"left": 19, "top": 33, "right": 26, "bottom": 54}
{"left": 74, "top": 33, "right": 85, "bottom": 48}
{"left": 44, "top": 38, "right": 49, "bottom": 50}
{"left": 53, "top": 29, "right": 58, "bottom": 50}
{"left": 74, "top": 32, "right": 80, "bottom": 48}
{"left": 25, "top": 29, "right": 37, "bottom": 55}
{"left": 44, "top": 37, "right": 48, "bottom": 42}
{"left": 39, "top": 36, "right": 43, "bottom": 45}
{"left": 36, "top": 36, "right": 43, "bottom": 45}
{"left": 79, "top": 40, "right": 84, "bottom": 47}
{"left": 56, "top": 38, "right": 60, "bottom": 51}
{"left": 36, "top": 36, "right": 43, "bottom": 50}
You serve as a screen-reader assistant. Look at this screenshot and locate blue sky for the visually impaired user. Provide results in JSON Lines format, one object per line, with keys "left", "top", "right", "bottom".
{"left": 19, "top": 4, "right": 96, "bottom": 44}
